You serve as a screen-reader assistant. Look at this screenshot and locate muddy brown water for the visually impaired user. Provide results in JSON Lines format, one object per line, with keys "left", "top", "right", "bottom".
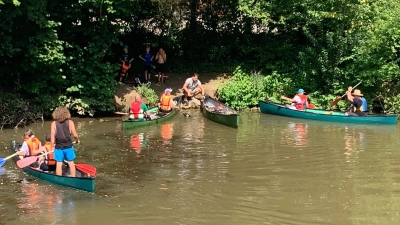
{"left": 0, "top": 112, "right": 399, "bottom": 225}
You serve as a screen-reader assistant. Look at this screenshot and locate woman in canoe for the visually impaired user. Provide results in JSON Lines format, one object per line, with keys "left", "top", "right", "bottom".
{"left": 158, "top": 88, "right": 178, "bottom": 113}
{"left": 281, "top": 89, "right": 309, "bottom": 110}
{"left": 50, "top": 106, "right": 80, "bottom": 177}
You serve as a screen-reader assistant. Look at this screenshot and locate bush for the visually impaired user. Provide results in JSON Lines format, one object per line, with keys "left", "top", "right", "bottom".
{"left": 217, "top": 67, "right": 291, "bottom": 109}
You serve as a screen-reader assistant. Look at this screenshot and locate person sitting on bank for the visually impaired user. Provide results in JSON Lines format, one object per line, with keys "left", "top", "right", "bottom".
{"left": 345, "top": 87, "right": 367, "bottom": 116}
{"left": 158, "top": 88, "right": 178, "bottom": 113}
{"left": 130, "top": 95, "right": 151, "bottom": 121}
{"left": 281, "top": 89, "right": 309, "bottom": 110}
{"left": 182, "top": 73, "right": 205, "bottom": 105}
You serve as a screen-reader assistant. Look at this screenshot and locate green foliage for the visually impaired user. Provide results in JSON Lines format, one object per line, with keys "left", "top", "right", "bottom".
{"left": 217, "top": 67, "right": 290, "bottom": 109}
{"left": 135, "top": 84, "right": 159, "bottom": 107}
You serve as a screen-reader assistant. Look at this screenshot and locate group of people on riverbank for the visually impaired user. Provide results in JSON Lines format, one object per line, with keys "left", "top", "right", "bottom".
{"left": 119, "top": 45, "right": 167, "bottom": 86}
{"left": 15, "top": 107, "right": 80, "bottom": 177}
{"left": 281, "top": 86, "right": 368, "bottom": 116}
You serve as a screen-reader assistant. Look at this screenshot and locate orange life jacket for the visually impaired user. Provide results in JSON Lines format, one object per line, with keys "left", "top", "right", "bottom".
{"left": 295, "top": 94, "right": 308, "bottom": 110}
{"left": 25, "top": 137, "right": 41, "bottom": 156}
{"left": 120, "top": 63, "right": 131, "bottom": 76}
{"left": 160, "top": 94, "right": 172, "bottom": 111}
{"left": 130, "top": 101, "right": 143, "bottom": 118}
{"left": 44, "top": 141, "right": 56, "bottom": 165}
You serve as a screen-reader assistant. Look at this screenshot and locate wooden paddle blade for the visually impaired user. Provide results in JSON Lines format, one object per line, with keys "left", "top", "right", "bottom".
{"left": 76, "top": 164, "right": 97, "bottom": 176}
{"left": 329, "top": 97, "right": 342, "bottom": 107}
{"left": 17, "top": 156, "right": 39, "bottom": 168}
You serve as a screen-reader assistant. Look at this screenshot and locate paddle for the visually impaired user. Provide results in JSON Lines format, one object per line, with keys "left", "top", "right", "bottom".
{"left": 330, "top": 81, "right": 362, "bottom": 107}
{"left": 17, "top": 151, "right": 54, "bottom": 169}
{"left": 0, "top": 150, "right": 23, "bottom": 167}
{"left": 114, "top": 112, "right": 129, "bottom": 115}
{"left": 76, "top": 163, "right": 97, "bottom": 176}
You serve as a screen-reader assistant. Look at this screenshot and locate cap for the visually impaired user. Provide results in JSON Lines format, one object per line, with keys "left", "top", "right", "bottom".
{"left": 45, "top": 134, "right": 51, "bottom": 141}
{"left": 164, "top": 88, "right": 172, "bottom": 94}
{"left": 123, "top": 45, "right": 128, "bottom": 49}
{"left": 297, "top": 89, "right": 305, "bottom": 93}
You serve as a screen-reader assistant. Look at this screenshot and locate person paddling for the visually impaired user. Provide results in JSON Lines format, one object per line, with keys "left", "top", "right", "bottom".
{"left": 281, "top": 89, "right": 309, "bottom": 110}
{"left": 344, "top": 87, "right": 367, "bottom": 116}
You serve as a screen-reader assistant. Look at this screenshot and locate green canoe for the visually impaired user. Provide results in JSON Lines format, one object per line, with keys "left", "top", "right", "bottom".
{"left": 122, "top": 96, "right": 181, "bottom": 130}
{"left": 201, "top": 96, "right": 239, "bottom": 128}
{"left": 10, "top": 141, "right": 95, "bottom": 193}
{"left": 259, "top": 100, "right": 398, "bottom": 125}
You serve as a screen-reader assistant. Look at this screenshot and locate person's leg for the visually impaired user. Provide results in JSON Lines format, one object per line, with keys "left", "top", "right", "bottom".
{"left": 161, "top": 73, "right": 164, "bottom": 84}
{"left": 67, "top": 161, "right": 76, "bottom": 177}
{"left": 65, "top": 147, "right": 77, "bottom": 177}
{"left": 56, "top": 162, "right": 63, "bottom": 176}
{"left": 54, "top": 149, "right": 64, "bottom": 175}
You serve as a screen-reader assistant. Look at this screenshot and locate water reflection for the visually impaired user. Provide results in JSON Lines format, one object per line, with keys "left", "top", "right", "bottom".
{"left": 161, "top": 123, "right": 174, "bottom": 150}
{"left": 0, "top": 167, "right": 6, "bottom": 176}
{"left": 343, "top": 127, "right": 366, "bottom": 161}
{"left": 129, "top": 133, "right": 148, "bottom": 153}
{"left": 17, "top": 181, "right": 68, "bottom": 224}
{"left": 280, "top": 122, "right": 309, "bottom": 147}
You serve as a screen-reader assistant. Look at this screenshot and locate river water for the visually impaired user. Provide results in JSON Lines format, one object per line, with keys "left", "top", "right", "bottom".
{"left": 0, "top": 111, "right": 399, "bottom": 225}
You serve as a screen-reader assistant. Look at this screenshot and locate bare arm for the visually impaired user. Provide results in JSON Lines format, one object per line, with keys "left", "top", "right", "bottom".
{"left": 281, "top": 96, "right": 295, "bottom": 102}
{"left": 139, "top": 55, "right": 145, "bottom": 61}
{"left": 183, "top": 82, "right": 189, "bottom": 92}
{"left": 346, "top": 86, "right": 354, "bottom": 102}
{"left": 199, "top": 84, "right": 205, "bottom": 95}
{"left": 69, "top": 120, "right": 80, "bottom": 144}
{"left": 50, "top": 121, "right": 56, "bottom": 149}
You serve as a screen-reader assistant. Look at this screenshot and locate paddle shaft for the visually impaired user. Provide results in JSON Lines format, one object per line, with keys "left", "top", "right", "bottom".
{"left": 330, "top": 81, "right": 362, "bottom": 107}
{"left": 340, "top": 81, "right": 362, "bottom": 98}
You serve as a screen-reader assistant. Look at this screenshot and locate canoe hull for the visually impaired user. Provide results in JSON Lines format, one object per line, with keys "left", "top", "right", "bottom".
{"left": 122, "top": 96, "right": 181, "bottom": 130}
{"left": 10, "top": 141, "right": 95, "bottom": 193}
{"left": 202, "top": 97, "right": 239, "bottom": 128}
{"left": 259, "top": 100, "right": 398, "bottom": 125}
{"left": 122, "top": 107, "right": 178, "bottom": 130}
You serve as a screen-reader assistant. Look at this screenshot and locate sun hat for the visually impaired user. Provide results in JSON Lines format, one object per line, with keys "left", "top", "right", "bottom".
{"left": 164, "top": 88, "right": 172, "bottom": 94}
{"left": 297, "top": 89, "right": 305, "bottom": 93}
{"left": 352, "top": 89, "right": 363, "bottom": 96}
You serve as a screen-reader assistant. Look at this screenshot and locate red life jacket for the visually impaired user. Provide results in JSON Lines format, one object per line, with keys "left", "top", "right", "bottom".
{"left": 130, "top": 101, "right": 143, "bottom": 119}
{"left": 160, "top": 94, "right": 172, "bottom": 111}
{"left": 295, "top": 94, "right": 308, "bottom": 110}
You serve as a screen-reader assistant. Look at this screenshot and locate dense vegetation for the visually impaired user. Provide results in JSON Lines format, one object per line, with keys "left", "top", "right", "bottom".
{"left": 1, "top": 0, "right": 400, "bottom": 127}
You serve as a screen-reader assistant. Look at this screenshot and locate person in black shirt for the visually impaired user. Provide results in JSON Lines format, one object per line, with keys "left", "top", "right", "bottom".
{"left": 119, "top": 45, "right": 134, "bottom": 82}
{"left": 345, "top": 87, "right": 367, "bottom": 116}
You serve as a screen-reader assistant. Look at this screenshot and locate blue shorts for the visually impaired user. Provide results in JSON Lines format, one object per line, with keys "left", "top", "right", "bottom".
{"left": 54, "top": 147, "right": 76, "bottom": 162}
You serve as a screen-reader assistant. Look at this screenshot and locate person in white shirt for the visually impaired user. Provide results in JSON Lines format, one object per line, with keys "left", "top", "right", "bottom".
{"left": 182, "top": 73, "right": 205, "bottom": 104}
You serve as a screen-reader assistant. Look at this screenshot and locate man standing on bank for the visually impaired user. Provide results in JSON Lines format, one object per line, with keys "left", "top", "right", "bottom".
{"left": 155, "top": 48, "right": 167, "bottom": 86}
{"left": 139, "top": 45, "right": 154, "bottom": 84}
